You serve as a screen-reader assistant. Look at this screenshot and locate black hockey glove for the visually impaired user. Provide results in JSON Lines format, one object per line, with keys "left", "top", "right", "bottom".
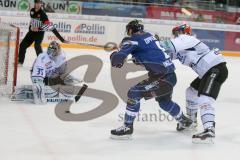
{"left": 44, "top": 76, "right": 65, "bottom": 86}
{"left": 110, "top": 51, "right": 124, "bottom": 68}
{"left": 119, "top": 37, "right": 131, "bottom": 48}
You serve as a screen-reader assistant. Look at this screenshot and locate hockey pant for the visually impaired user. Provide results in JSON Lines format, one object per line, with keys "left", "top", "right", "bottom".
{"left": 124, "top": 72, "right": 183, "bottom": 125}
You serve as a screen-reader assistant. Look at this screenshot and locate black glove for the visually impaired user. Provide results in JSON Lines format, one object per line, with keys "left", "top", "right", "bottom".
{"left": 110, "top": 51, "right": 116, "bottom": 60}
{"left": 110, "top": 51, "right": 123, "bottom": 68}
{"left": 44, "top": 76, "right": 65, "bottom": 86}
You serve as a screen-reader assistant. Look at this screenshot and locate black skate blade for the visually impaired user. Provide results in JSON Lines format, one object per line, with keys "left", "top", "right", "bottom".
{"left": 110, "top": 134, "right": 133, "bottom": 140}
{"left": 192, "top": 137, "right": 214, "bottom": 144}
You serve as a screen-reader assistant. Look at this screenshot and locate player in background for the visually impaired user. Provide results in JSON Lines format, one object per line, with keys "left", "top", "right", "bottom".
{"left": 161, "top": 24, "right": 228, "bottom": 143}
{"left": 110, "top": 20, "right": 192, "bottom": 139}
{"left": 18, "top": 0, "right": 50, "bottom": 66}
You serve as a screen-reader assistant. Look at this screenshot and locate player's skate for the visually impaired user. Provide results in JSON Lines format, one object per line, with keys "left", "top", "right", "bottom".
{"left": 192, "top": 127, "right": 215, "bottom": 144}
{"left": 110, "top": 124, "right": 133, "bottom": 140}
{"left": 176, "top": 115, "right": 196, "bottom": 132}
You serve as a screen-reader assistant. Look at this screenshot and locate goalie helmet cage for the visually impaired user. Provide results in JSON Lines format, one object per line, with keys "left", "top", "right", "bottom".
{"left": 0, "top": 22, "right": 20, "bottom": 96}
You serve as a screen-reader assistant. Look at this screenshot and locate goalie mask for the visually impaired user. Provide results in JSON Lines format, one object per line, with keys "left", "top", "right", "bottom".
{"left": 172, "top": 24, "right": 192, "bottom": 37}
{"left": 47, "top": 41, "right": 60, "bottom": 58}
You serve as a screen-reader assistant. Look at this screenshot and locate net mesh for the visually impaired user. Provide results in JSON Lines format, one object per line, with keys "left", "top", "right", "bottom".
{"left": 0, "top": 23, "right": 19, "bottom": 96}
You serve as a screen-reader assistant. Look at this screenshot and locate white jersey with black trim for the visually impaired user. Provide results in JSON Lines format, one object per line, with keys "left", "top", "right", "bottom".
{"left": 170, "top": 34, "right": 225, "bottom": 78}
{"left": 31, "top": 50, "right": 67, "bottom": 79}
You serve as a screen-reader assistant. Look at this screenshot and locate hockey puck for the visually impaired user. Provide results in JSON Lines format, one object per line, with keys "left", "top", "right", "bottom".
{"left": 65, "top": 110, "right": 70, "bottom": 113}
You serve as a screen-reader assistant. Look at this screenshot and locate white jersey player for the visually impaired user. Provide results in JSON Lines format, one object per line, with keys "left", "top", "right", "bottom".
{"left": 31, "top": 41, "right": 67, "bottom": 103}
{"left": 31, "top": 41, "right": 67, "bottom": 85}
{"left": 162, "top": 24, "right": 228, "bottom": 143}
{"left": 12, "top": 41, "right": 87, "bottom": 104}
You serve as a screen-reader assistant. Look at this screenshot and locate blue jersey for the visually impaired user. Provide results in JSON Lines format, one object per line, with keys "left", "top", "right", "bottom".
{"left": 111, "top": 32, "right": 175, "bottom": 76}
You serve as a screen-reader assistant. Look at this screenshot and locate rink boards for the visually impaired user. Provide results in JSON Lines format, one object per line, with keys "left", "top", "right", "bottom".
{"left": 0, "top": 10, "right": 239, "bottom": 56}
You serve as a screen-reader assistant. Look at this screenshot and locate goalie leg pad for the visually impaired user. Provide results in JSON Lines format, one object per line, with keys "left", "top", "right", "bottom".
{"left": 32, "top": 83, "right": 46, "bottom": 104}
{"left": 11, "top": 85, "right": 34, "bottom": 101}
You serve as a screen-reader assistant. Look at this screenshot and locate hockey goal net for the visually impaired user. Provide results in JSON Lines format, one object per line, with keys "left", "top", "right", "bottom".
{"left": 0, "top": 22, "right": 20, "bottom": 96}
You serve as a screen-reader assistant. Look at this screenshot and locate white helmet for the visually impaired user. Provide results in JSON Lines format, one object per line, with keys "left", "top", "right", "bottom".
{"left": 47, "top": 41, "right": 60, "bottom": 58}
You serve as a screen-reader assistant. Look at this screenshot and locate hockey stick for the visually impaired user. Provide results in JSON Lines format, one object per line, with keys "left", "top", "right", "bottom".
{"left": 67, "top": 41, "right": 118, "bottom": 51}
{"left": 51, "top": 28, "right": 117, "bottom": 51}
{"left": 75, "top": 84, "right": 88, "bottom": 102}
{"left": 63, "top": 75, "right": 83, "bottom": 85}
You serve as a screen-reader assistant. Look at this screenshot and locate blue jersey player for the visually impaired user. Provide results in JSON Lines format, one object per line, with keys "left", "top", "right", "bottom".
{"left": 110, "top": 20, "right": 192, "bottom": 139}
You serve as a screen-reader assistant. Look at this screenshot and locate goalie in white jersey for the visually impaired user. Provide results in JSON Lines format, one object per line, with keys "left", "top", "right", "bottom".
{"left": 31, "top": 41, "right": 68, "bottom": 103}
{"left": 12, "top": 41, "right": 87, "bottom": 104}
{"left": 31, "top": 41, "right": 66, "bottom": 86}
{"left": 162, "top": 24, "right": 228, "bottom": 143}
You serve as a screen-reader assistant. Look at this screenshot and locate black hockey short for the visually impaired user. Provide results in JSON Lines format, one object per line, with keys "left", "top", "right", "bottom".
{"left": 190, "top": 62, "right": 228, "bottom": 99}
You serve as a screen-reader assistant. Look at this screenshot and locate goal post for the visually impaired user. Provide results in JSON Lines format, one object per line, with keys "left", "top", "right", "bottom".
{"left": 0, "top": 22, "right": 20, "bottom": 96}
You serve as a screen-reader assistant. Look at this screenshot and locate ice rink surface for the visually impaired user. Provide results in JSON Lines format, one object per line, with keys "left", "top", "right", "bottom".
{"left": 0, "top": 48, "right": 240, "bottom": 160}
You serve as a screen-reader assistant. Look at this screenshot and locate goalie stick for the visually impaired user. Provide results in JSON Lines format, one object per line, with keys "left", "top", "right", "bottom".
{"left": 74, "top": 84, "right": 88, "bottom": 102}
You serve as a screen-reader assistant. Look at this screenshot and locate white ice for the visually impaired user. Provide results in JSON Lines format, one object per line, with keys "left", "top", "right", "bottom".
{"left": 0, "top": 48, "right": 239, "bottom": 160}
